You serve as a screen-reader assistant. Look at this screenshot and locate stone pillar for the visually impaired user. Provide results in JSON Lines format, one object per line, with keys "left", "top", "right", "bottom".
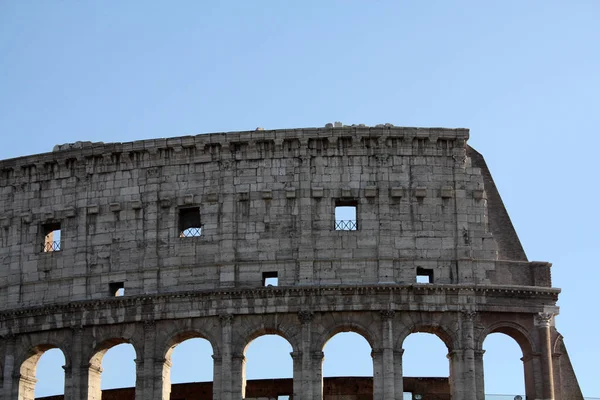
{"left": 219, "top": 314, "right": 234, "bottom": 400}
{"left": 521, "top": 352, "right": 540, "bottom": 399}
{"left": 86, "top": 361, "right": 103, "bottom": 400}
{"left": 17, "top": 374, "right": 36, "bottom": 400}
{"left": 311, "top": 351, "right": 324, "bottom": 400}
{"left": 447, "top": 349, "right": 464, "bottom": 399}
{"left": 212, "top": 354, "right": 222, "bottom": 400}
{"left": 2, "top": 335, "right": 16, "bottom": 400}
{"left": 291, "top": 351, "right": 302, "bottom": 400}
{"left": 380, "top": 310, "right": 396, "bottom": 400}
{"left": 371, "top": 348, "right": 384, "bottom": 400}
{"left": 461, "top": 311, "right": 477, "bottom": 400}
{"left": 297, "top": 311, "right": 313, "bottom": 400}
{"left": 474, "top": 349, "right": 485, "bottom": 400}
{"left": 158, "top": 357, "right": 172, "bottom": 400}
{"left": 394, "top": 349, "right": 404, "bottom": 400}
{"left": 231, "top": 353, "right": 246, "bottom": 400}
{"left": 536, "top": 312, "right": 555, "bottom": 400}
{"left": 135, "top": 319, "right": 157, "bottom": 400}
{"left": 64, "top": 326, "right": 85, "bottom": 400}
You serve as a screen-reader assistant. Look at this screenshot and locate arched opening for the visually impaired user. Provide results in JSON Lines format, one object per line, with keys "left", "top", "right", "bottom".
{"left": 164, "top": 335, "right": 214, "bottom": 400}
{"left": 19, "top": 346, "right": 65, "bottom": 400}
{"left": 88, "top": 340, "right": 136, "bottom": 399}
{"left": 483, "top": 333, "right": 526, "bottom": 397}
{"left": 323, "top": 332, "right": 373, "bottom": 398}
{"left": 402, "top": 332, "right": 450, "bottom": 399}
{"left": 243, "top": 334, "right": 293, "bottom": 399}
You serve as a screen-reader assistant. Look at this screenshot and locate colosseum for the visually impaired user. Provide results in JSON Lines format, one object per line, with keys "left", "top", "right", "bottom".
{"left": 0, "top": 124, "right": 583, "bottom": 400}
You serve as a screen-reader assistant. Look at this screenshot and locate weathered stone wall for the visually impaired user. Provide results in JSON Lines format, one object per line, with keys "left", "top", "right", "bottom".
{"left": 0, "top": 126, "right": 548, "bottom": 310}
{"left": 0, "top": 126, "right": 582, "bottom": 400}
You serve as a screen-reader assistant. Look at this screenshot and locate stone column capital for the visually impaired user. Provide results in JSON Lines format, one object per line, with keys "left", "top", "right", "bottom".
{"left": 535, "top": 312, "right": 554, "bottom": 327}
{"left": 394, "top": 349, "right": 405, "bottom": 357}
{"left": 380, "top": 310, "right": 395, "bottom": 320}
{"left": 371, "top": 348, "right": 384, "bottom": 358}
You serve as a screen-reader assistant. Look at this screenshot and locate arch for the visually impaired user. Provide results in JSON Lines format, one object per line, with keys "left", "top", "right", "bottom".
{"left": 477, "top": 321, "right": 538, "bottom": 399}
{"left": 240, "top": 330, "right": 296, "bottom": 400}
{"left": 315, "top": 320, "right": 379, "bottom": 352}
{"left": 322, "top": 331, "right": 373, "bottom": 377}
{"left": 160, "top": 330, "right": 216, "bottom": 400}
{"left": 395, "top": 323, "right": 457, "bottom": 351}
{"left": 88, "top": 336, "right": 140, "bottom": 369}
{"left": 552, "top": 332, "right": 564, "bottom": 355}
{"left": 87, "top": 337, "right": 139, "bottom": 400}
{"left": 17, "top": 344, "right": 68, "bottom": 400}
{"left": 234, "top": 323, "right": 301, "bottom": 357}
{"left": 476, "top": 321, "right": 536, "bottom": 356}
{"left": 482, "top": 332, "right": 526, "bottom": 396}
{"left": 162, "top": 329, "right": 218, "bottom": 361}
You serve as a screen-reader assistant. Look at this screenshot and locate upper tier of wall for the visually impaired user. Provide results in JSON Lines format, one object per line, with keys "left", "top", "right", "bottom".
{"left": 0, "top": 126, "right": 544, "bottom": 310}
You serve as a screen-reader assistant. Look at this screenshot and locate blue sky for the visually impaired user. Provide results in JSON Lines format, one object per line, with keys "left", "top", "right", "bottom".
{"left": 1, "top": 1, "right": 599, "bottom": 398}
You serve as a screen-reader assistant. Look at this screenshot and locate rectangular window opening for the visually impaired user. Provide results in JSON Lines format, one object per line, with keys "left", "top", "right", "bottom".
{"left": 334, "top": 200, "right": 357, "bottom": 231}
{"left": 262, "top": 271, "right": 278, "bottom": 287}
{"left": 109, "top": 282, "right": 125, "bottom": 297}
{"left": 42, "top": 222, "right": 61, "bottom": 252}
{"left": 416, "top": 268, "right": 434, "bottom": 284}
{"left": 179, "top": 207, "right": 202, "bottom": 237}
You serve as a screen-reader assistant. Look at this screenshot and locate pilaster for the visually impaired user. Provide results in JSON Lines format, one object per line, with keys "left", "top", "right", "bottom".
{"left": 135, "top": 319, "right": 157, "bottom": 400}
{"left": 297, "top": 311, "right": 314, "bottom": 400}
{"left": 219, "top": 314, "right": 234, "bottom": 400}
{"left": 64, "top": 326, "right": 84, "bottom": 400}
{"left": 394, "top": 349, "right": 405, "bottom": 400}
{"left": 2, "top": 334, "right": 16, "bottom": 400}
{"left": 536, "top": 312, "right": 555, "bottom": 400}
{"left": 380, "top": 310, "right": 396, "bottom": 400}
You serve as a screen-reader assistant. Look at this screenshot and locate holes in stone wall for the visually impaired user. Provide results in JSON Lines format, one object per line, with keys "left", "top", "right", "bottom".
{"left": 179, "top": 207, "right": 202, "bottom": 237}
{"left": 109, "top": 282, "right": 125, "bottom": 297}
{"left": 416, "top": 267, "right": 433, "bottom": 283}
{"left": 41, "top": 222, "right": 61, "bottom": 252}
{"left": 334, "top": 201, "right": 357, "bottom": 231}
{"left": 262, "top": 271, "right": 278, "bottom": 286}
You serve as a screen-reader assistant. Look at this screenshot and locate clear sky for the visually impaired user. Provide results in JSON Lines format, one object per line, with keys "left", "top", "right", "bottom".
{"left": 1, "top": 1, "right": 599, "bottom": 398}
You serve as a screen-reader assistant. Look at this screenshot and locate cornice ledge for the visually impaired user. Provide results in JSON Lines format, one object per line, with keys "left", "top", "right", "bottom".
{"left": 0, "top": 283, "right": 560, "bottom": 320}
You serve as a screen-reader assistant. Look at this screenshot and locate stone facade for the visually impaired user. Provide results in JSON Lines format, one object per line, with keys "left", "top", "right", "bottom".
{"left": 0, "top": 125, "right": 583, "bottom": 399}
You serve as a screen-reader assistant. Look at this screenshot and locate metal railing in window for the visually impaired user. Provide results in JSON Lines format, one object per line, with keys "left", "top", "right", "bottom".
{"left": 180, "top": 227, "right": 202, "bottom": 237}
{"left": 42, "top": 241, "right": 61, "bottom": 252}
{"left": 335, "top": 219, "right": 357, "bottom": 231}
